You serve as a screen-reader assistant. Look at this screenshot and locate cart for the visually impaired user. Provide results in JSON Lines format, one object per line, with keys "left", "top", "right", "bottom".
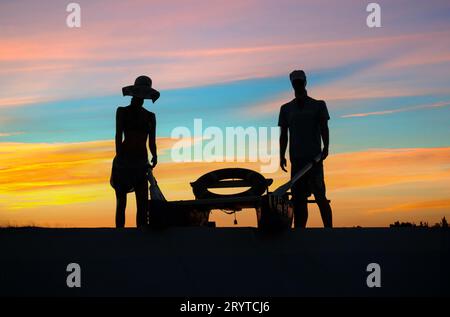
{"left": 147, "top": 155, "right": 325, "bottom": 231}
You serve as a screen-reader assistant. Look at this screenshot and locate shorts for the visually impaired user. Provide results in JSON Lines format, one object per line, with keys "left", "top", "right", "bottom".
{"left": 290, "top": 158, "right": 327, "bottom": 200}
{"left": 110, "top": 155, "right": 150, "bottom": 193}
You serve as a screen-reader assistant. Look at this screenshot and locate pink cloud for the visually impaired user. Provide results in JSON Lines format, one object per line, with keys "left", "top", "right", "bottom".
{"left": 1, "top": 0, "right": 450, "bottom": 108}
{"left": 2, "top": 30, "right": 447, "bottom": 108}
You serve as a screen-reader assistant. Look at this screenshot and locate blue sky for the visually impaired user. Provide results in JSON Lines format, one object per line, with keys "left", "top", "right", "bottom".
{"left": 2, "top": 73, "right": 449, "bottom": 155}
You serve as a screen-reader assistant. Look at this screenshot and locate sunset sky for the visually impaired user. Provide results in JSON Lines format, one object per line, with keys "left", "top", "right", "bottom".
{"left": 1, "top": 0, "right": 449, "bottom": 227}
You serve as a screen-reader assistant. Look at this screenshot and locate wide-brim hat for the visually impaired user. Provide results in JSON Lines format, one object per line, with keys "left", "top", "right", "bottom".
{"left": 122, "top": 75, "right": 160, "bottom": 103}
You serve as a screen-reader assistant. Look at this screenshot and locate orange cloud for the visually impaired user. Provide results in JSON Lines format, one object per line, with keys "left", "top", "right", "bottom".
{"left": 369, "top": 199, "right": 450, "bottom": 214}
{"left": 0, "top": 137, "right": 186, "bottom": 192}
{"left": 0, "top": 141, "right": 449, "bottom": 227}
{"left": 326, "top": 147, "right": 450, "bottom": 190}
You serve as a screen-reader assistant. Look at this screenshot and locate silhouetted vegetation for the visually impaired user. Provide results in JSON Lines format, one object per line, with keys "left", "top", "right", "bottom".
{"left": 390, "top": 217, "right": 448, "bottom": 228}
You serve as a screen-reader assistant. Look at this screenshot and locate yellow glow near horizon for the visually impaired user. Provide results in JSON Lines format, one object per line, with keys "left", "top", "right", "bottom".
{"left": 1, "top": 141, "right": 449, "bottom": 227}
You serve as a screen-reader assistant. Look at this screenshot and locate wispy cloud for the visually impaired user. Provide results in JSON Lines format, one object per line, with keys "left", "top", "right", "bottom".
{"left": 341, "top": 101, "right": 450, "bottom": 118}
{"left": 0, "top": 131, "right": 24, "bottom": 137}
{"left": 241, "top": 92, "right": 291, "bottom": 116}
{"left": 0, "top": 96, "right": 54, "bottom": 108}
